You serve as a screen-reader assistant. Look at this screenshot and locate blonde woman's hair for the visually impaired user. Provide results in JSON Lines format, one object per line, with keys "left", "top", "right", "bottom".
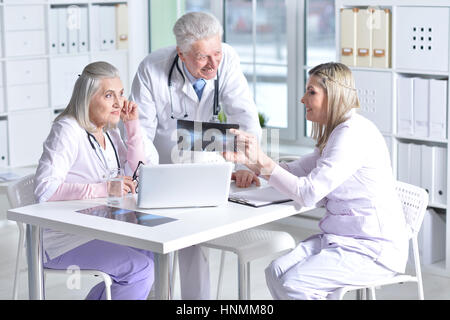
{"left": 308, "top": 62, "right": 360, "bottom": 153}
{"left": 55, "top": 61, "right": 120, "bottom": 133}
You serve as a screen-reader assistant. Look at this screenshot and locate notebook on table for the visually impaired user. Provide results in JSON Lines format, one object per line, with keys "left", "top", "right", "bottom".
{"left": 229, "top": 186, "right": 293, "bottom": 208}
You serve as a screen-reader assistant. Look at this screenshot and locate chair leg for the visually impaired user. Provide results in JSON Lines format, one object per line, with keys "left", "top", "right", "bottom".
{"left": 216, "top": 251, "right": 226, "bottom": 300}
{"left": 246, "top": 262, "right": 251, "bottom": 300}
{"left": 12, "top": 222, "right": 25, "bottom": 300}
{"left": 102, "top": 276, "right": 112, "bottom": 300}
{"left": 369, "top": 287, "right": 376, "bottom": 300}
{"left": 238, "top": 261, "right": 248, "bottom": 300}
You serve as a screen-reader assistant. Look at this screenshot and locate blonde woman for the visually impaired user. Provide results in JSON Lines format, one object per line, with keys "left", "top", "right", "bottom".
{"left": 34, "top": 61, "right": 158, "bottom": 300}
{"left": 224, "top": 62, "right": 408, "bottom": 299}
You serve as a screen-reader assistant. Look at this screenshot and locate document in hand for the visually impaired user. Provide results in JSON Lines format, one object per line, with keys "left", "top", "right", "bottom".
{"left": 229, "top": 186, "right": 293, "bottom": 208}
{"left": 177, "top": 119, "right": 239, "bottom": 152}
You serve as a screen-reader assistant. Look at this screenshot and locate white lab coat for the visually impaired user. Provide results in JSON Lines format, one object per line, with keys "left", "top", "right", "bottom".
{"left": 34, "top": 117, "right": 158, "bottom": 261}
{"left": 129, "top": 43, "right": 261, "bottom": 299}
{"left": 265, "top": 112, "right": 409, "bottom": 299}
{"left": 129, "top": 43, "right": 262, "bottom": 164}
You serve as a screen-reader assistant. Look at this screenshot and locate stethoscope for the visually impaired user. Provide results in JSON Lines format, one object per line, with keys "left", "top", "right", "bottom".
{"left": 168, "top": 54, "right": 220, "bottom": 122}
{"left": 86, "top": 131, "right": 121, "bottom": 171}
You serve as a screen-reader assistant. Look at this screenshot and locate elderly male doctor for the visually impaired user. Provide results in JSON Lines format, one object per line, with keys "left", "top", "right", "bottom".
{"left": 129, "top": 12, "right": 262, "bottom": 299}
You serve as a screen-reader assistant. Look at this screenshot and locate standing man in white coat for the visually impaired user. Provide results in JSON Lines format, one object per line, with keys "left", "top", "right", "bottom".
{"left": 129, "top": 11, "right": 262, "bottom": 299}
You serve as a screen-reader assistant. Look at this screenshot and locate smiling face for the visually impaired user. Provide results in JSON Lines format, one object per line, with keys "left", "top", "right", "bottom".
{"left": 89, "top": 77, "right": 124, "bottom": 130}
{"left": 177, "top": 35, "right": 223, "bottom": 80}
{"left": 301, "top": 76, "right": 328, "bottom": 125}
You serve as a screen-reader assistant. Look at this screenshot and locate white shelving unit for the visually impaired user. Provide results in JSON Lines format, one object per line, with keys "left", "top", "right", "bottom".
{"left": 336, "top": 0, "right": 450, "bottom": 277}
{"left": 0, "top": 0, "right": 131, "bottom": 168}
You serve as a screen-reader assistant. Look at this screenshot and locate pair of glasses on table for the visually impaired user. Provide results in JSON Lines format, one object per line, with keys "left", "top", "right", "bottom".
{"left": 132, "top": 161, "right": 144, "bottom": 193}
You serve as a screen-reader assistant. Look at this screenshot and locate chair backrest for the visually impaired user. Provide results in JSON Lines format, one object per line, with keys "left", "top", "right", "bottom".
{"left": 395, "top": 181, "right": 429, "bottom": 238}
{"left": 7, "top": 174, "right": 36, "bottom": 209}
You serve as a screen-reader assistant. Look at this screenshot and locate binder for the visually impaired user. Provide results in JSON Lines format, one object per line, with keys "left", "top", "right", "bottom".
{"left": 397, "top": 77, "right": 414, "bottom": 136}
{"left": 433, "top": 146, "right": 447, "bottom": 205}
{"left": 115, "top": 4, "right": 128, "bottom": 50}
{"left": 228, "top": 186, "right": 292, "bottom": 208}
{"left": 371, "top": 9, "right": 390, "bottom": 68}
{"left": 421, "top": 209, "right": 446, "bottom": 264}
{"left": 413, "top": 78, "right": 429, "bottom": 138}
{"left": 99, "top": 5, "right": 116, "bottom": 51}
{"left": 429, "top": 79, "right": 447, "bottom": 140}
{"left": 420, "top": 144, "right": 434, "bottom": 202}
{"left": 49, "top": 8, "right": 59, "bottom": 54}
{"left": 57, "top": 7, "right": 68, "bottom": 54}
{"left": 340, "top": 8, "right": 357, "bottom": 66}
{"left": 78, "top": 6, "right": 88, "bottom": 53}
{"left": 90, "top": 5, "right": 100, "bottom": 52}
{"left": 67, "top": 6, "right": 79, "bottom": 54}
{"left": 0, "top": 119, "right": 7, "bottom": 167}
{"left": 356, "top": 8, "right": 373, "bottom": 67}
{"left": 409, "top": 143, "right": 421, "bottom": 187}
{"left": 397, "top": 142, "right": 410, "bottom": 183}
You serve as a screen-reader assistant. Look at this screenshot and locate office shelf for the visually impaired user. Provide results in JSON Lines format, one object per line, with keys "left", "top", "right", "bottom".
{"left": 0, "top": 0, "right": 130, "bottom": 168}
{"left": 337, "top": 0, "right": 450, "bottom": 277}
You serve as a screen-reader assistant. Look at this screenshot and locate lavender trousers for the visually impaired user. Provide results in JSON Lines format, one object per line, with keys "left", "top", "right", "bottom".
{"left": 44, "top": 239, "right": 154, "bottom": 300}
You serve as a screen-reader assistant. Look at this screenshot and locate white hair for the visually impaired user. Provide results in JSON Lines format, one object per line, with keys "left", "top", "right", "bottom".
{"left": 173, "top": 11, "right": 223, "bottom": 53}
{"left": 55, "top": 61, "right": 120, "bottom": 132}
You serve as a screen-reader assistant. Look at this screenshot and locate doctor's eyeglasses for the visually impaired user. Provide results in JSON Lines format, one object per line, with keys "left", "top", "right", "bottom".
{"left": 132, "top": 161, "right": 144, "bottom": 193}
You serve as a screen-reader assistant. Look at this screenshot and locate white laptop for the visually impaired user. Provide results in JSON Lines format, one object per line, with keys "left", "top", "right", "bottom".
{"left": 137, "top": 162, "right": 233, "bottom": 208}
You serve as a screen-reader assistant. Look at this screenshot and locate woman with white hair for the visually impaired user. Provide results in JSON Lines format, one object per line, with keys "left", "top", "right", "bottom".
{"left": 130, "top": 11, "right": 262, "bottom": 299}
{"left": 34, "top": 61, "right": 158, "bottom": 300}
{"left": 224, "top": 62, "right": 409, "bottom": 299}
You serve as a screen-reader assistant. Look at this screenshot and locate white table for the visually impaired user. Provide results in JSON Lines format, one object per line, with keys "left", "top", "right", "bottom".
{"left": 7, "top": 188, "right": 312, "bottom": 300}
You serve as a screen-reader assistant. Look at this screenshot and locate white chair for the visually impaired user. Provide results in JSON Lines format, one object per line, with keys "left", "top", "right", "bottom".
{"left": 170, "top": 229, "right": 295, "bottom": 300}
{"left": 8, "top": 174, "right": 113, "bottom": 300}
{"left": 205, "top": 228, "right": 296, "bottom": 299}
{"left": 332, "top": 181, "right": 428, "bottom": 300}
{"left": 169, "top": 156, "right": 299, "bottom": 300}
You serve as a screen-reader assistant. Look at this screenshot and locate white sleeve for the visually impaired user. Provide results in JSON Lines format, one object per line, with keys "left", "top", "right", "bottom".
{"left": 34, "top": 121, "right": 79, "bottom": 203}
{"left": 220, "top": 45, "right": 262, "bottom": 141}
{"left": 269, "top": 124, "right": 366, "bottom": 207}
{"left": 129, "top": 61, "right": 159, "bottom": 163}
{"left": 283, "top": 148, "right": 321, "bottom": 177}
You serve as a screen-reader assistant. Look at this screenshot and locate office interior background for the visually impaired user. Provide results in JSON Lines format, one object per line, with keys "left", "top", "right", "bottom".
{"left": 1, "top": 0, "right": 450, "bottom": 299}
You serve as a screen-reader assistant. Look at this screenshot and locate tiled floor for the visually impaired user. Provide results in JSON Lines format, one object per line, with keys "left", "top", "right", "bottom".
{"left": 1, "top": 219, "right": 450, "bottom": 300}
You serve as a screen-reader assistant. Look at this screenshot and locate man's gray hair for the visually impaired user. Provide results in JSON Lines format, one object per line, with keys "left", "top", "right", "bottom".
{"left": 55, "top": 61, "right": 120, "bottom": 132}
{"left": 173, "top": 11, "right": 223, "bottom": 53}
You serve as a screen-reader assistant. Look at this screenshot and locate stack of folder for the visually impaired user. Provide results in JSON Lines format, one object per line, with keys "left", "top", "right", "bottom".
{"left": 398, "top": 142, "right": 447, "bottom": 206}
{"left": 397, "top": 77, "right": 447, "bottom": 140}
{"left": 340, "top": 7, "right": 390, "bottom": 68}
{"left": 49, "top": 4, "right": 128, "bottom": 55}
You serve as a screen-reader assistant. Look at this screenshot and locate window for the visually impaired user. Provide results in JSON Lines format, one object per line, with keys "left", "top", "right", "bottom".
{"left": 305, "top": 0, "right": 336, "bottom": 136}
{"left": 153, "top": 0, "right": 336, "bottom": 144}
{"left": 223, "top": 0, "right": 288, "bottom": 130}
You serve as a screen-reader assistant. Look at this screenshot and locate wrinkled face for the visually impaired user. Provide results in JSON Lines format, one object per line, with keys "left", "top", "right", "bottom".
{"left": 89, "top": 77, "right": 124, "bottom": 129}
{"left": 177, "top": 35, "right": 223, "bottom": 80}
{"left": 301, "top": 76, "right": 328, "bottom": 125}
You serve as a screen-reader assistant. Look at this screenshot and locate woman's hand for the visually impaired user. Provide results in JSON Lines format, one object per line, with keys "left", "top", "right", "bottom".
{"left": 223, "top": 129, "right": 276, "bottom": 177}
{"left": 120, "top": 100, "right": 139, "bottom": 122}
{"left": 122, "top": 176, "right": 137, "bottom": 194}
{"left": 232, "top": 170, "right": 261, "bottom": 188}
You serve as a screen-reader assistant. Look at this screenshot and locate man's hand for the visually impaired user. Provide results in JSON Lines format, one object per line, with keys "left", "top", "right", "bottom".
{"left": 232, "top": 170, "right": 261, "bottom": 188}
